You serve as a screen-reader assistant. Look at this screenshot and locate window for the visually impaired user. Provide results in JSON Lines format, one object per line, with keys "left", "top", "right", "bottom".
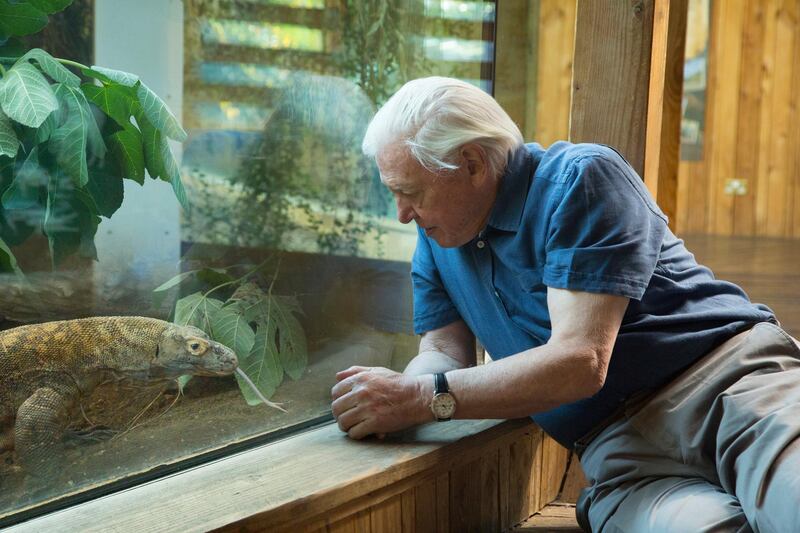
{"left": 0, "top": 0, "right": 496, "bottom": 524}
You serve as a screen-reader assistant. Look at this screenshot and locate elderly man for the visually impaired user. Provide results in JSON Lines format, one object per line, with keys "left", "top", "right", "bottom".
{"left": 331, "top": 77, "right": 800, "bottom": 532}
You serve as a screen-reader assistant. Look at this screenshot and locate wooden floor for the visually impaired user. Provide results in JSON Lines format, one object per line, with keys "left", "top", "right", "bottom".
{"left": 684, "top": 234, "right": 800, "bottom": 338}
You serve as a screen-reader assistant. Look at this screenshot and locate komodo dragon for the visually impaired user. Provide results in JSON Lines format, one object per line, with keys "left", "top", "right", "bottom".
{"left": 0, "top": 316, "right": 238, "bottom": 476}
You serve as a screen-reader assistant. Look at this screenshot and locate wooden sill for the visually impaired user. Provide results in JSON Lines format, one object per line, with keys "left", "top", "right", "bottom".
{"left": 7, "top": 418, "right": 539, "bottom": 532}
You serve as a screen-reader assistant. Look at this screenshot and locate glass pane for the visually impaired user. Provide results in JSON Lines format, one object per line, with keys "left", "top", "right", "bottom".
{"left": 0, "top": 0, "right": 496, "bottom": 523}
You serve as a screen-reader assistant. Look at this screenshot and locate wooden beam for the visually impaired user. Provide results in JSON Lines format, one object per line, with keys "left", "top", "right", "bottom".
{"left": 570, "top": 0, "right": 656, "bottom": 176}
{"left": 570, "top": 0, "right": 686, "bottom": 229}
{"left": 644, "top": 0, "right": 688, "bottom": 229}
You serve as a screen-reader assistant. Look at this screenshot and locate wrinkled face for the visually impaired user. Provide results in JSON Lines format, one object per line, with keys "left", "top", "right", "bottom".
{"left": 377, "top": 144, "right": 497, "bottom": 248}
{"left": 152, "top": 325, "right": 238, "bottom": 378}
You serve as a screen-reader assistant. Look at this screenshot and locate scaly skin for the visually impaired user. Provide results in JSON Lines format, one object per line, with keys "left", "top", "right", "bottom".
{"left": 0, "top": 316, "right": 237, "bottom": 476}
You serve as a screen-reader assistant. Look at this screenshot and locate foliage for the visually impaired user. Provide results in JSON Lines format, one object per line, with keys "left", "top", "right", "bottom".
{"left": 0, "top": 2, "right": 189, "bottom": 273}
{"left": 154, "top": 261, "right": 308, "bottom": 405}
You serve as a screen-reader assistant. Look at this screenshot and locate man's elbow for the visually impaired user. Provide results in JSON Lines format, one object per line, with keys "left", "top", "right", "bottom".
{"left": 576, "top": 346, "right": 611, "bottom": 398}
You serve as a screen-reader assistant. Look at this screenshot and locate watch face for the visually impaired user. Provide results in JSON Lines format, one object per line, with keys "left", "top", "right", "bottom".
{"left": 432, "top": 393, "right": 456, "bottom": 419}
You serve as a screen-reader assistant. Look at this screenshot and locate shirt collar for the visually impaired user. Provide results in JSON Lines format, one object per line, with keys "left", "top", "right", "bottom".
{"left": 486, "top": 146, "right": 534, "bottom": 233}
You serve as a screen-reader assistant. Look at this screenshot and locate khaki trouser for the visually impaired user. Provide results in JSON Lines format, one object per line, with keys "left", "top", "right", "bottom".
{"left": 576, "top": 322, "right": 800, "bottom": 533}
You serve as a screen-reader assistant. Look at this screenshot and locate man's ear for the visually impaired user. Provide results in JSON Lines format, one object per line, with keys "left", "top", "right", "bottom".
{"left": 460, "top": 144, "right": 488, "bottom": 184}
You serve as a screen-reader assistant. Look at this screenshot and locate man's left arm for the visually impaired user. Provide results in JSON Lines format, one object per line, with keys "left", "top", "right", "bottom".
{"left": 332, "top": 287, "right": 628, "bottom": 437}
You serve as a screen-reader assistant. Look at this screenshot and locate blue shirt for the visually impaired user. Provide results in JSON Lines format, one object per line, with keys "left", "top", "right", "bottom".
{"left": 411, "top": 142, "right": 776, "bottom": 448}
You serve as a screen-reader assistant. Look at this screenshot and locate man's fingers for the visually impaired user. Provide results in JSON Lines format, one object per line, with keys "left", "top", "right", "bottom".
{"left": 347, "top": 419, "right": 374, "bottom": 440}
{"left": 335, "top": 366, "right": 370, "bottom": 381}
{"left": 331, "top": 390, "right": 358, "bottom": 419}
{"left": 336, "top": 406, "right": 365, "bottom": 434}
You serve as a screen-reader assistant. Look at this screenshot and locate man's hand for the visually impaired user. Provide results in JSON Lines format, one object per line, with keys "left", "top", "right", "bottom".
{"left": 331, "top": 366, "right": 433, "bottom": 439}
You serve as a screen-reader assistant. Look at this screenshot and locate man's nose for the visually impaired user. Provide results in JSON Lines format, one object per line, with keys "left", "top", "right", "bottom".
{"left": 396, "top": 197, "right": 415, "bottom": 224}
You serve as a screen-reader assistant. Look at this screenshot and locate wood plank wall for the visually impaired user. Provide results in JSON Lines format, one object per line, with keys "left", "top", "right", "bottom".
{"left": 500, "top": 0, "right": 800, "bottom": 238}
{"left": 244, "top": 423, "right": 570, "bottom": 533}
{"left": 676, "top": 0, "right": 800, "bottom": 236}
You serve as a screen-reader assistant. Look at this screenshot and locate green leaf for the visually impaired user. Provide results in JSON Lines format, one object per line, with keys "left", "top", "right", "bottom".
{"left": 108, "top": 123, "right": 144, "bottom": 184}
{"left": 2, "top": 145, "right": 44, "bottom": 209}
{"left": 85, "top": 162, "right": 124, "bottom": 218}
{"left": 26, "top": 0, "right": 74, "bottom": 14}
{"left": 159, "top": 136, "right": 190, "bottom": 211}
{"left": 89, "top": 65, "right": 139, "bottom": 87}
{"left": 0, "top": 3, "right": 48, "bottom": 37}
{"left": 174, "top": 292, "right": 223, "bottom": 333}
{"left": 137, "top": 114, "right": 164, "bottom": 180}
{"left": 82, "top": 97, "right": 106, "bottom": 159}
{"left": 0, "top": 236, "right": 22, "bottom": 275}
{"left": 82, "top": 82, "right": 138, "bottom": 128}
{"left": 49, "top": 83, "right": 89, "bottom": 186}
{"left": 176, "top": 374, "right": 192, "bottom": 393}
{"left": 195, "top": 267, "right": 235, "bottom": 287}
{"left": 19, "top": 48, "right": 80, "bottom": 87}
{"left": 153, "top": 270, "right": 197, "bottom": 292}
{"left": 270, "top": 295, "right": 307, "bottom": 380}
{"left": 43, "top": 168, "right": 97, "bottom": 267}
{"left": 34, "top": 104, "right": 57, "bottom": 144}
{"left": 0, "top": 37, "right": 26, "bottom": 59}
{"left": 0, "top": 61, "right": 58, "bottom": 128}
{"left": 237, "top": 319, "right": 283, "bottom": 405}
{"left": 136, "top": 81, "right": 187, "bottom": 142}
{"left": 0, "top": 109, "right": 19, "bottom": 158}
{"left": 210, "top": 303, "right": 256, "bottom": 361}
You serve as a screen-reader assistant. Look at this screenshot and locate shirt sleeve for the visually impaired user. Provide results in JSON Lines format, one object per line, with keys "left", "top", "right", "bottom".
{"left": 411, "top": 228, "right": 463, "bottom": 335}
{"left": 542, "top": 147, "right": 668, "bottom": 300}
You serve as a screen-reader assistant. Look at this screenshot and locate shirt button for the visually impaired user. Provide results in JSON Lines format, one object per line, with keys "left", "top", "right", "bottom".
{"left": 494, "top": 290, "right": 500, "bottom": 298}
{"left": 476, "top": 240, "right": 485, "bottom": 249}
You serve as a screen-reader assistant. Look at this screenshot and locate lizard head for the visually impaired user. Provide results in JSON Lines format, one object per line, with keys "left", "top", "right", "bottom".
{"left": 150, "top": 324, "right": 238, "bottom": 379}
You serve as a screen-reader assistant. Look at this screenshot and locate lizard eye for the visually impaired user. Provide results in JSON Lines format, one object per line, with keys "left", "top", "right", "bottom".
{"left": 186, "top": 339, "right": 208, "bottom": 355}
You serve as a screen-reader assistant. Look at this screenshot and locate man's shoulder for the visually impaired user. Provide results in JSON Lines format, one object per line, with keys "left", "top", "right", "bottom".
{"left": 531, "top": 141, "right": 630, "bottom": 184}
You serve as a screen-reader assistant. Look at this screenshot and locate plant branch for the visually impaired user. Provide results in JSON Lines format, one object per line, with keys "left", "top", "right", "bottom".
{"left": 57, "top": 58, "right": 90, "bottom": 71}
{"left": 0, "top": 55, "right": 89, "bottom": 73}
{"left": 202, "top": 255, "right": 276, "bottom": 299}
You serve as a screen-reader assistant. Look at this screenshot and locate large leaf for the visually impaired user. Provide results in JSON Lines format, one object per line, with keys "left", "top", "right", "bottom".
{"left": 136, "top": 81, "right": 187, "bottom": 142}
{"left": 2, "top": 145, "right": 44, "bottom": 210}
{"left": 210, "top": 303, "right": 256, "bottom": 361}
{"left": 243, "top": 294, "right": 308, "bottom": 381}
{"left": 237, "top": 318, "right": 283, "bottom": 405}
{"left": 34, "top": 103, "right": 57, "bottom": 144}
{"left": 82, "top": 82, "right": 138, "bottom": 128}
{"left": 48, "top": 84, "right": 89, "bottom": 186}
{"left": 89, "top": 65, "right": 139, "bottom": 88}
{"left": 0, "top": 109, "right": 19, "bottom": 158}
{"left": 0, "top": 61, "right": 58, "bottom": 128}
{"left": 108, "top": 123, "right": 145, "bottom": 184}
{"left": 139, "top": 113, "right": 188, "bottom": 210}
{"left": 0, "top": 236, "right": 22, "bottom": 275}
{"left": 269, "top": 295, "right": 308, "bottom": 380}
{"left": 26, "top": 0, "right": 74, "bottom": 14}
{"left": 174, "top": 292, "right": 223, "bottom": 334}
{"left": 153, "top": 270, "right": 198, "bottom": 293}
{"left": 85, "top": 162, "right": 124, "bottom": 218}
{"left": 82, "top": 97, "right": 106, "bottom": 159}
{"left": 43, "top": 168, "right": 98, "bottom": 267}
{"left": 20, "top": 48, "right": 80, "bottom": 87}
{"left": 0, "top": 3, "right": 48, "bottom": 37}
{"left": 137, "top": 114, "right": 164, "bottom": 180}
{"left": 159, "top": 136, "right": 189, "bottom": 211}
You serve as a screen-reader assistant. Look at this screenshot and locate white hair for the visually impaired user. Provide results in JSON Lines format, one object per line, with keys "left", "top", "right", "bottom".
{"left": 362, "top": 77, "right": 524, "bottom": 178}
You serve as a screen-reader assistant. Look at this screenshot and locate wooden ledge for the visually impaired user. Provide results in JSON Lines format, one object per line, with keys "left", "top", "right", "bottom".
{"left": 7, "top": 418, "right": 538, "bottom": 532}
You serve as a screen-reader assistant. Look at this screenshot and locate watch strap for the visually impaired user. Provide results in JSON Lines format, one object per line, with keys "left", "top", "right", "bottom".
{"left": 434, "top": 372, "right": 449, "bottom": 395}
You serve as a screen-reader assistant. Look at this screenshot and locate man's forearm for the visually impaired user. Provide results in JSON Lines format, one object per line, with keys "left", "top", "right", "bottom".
{"left": 443, "top": 340, "right": 605, "bottom": 420}
{"left": 403, "top": 350, "right": 468, "bottom": 376}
